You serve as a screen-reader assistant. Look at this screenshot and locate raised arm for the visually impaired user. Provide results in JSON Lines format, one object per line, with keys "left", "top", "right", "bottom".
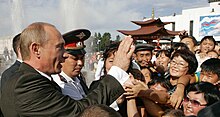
{"left": 170, "top": 74, "right": 194, "bottom": 109}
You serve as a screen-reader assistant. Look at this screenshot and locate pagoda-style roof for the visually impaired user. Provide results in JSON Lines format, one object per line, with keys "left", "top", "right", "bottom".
{"left": 118, "top": 18, "right": 180, "bottom": 40}
{"left": 131, "top": 18, "right": 172, "bottom": 26}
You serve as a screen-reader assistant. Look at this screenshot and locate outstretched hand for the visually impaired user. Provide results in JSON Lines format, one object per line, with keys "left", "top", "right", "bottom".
{"left": 124, "top": 79, "right": 148, "bottom": 99}
{"left": 113, "top": 36, "right": 135, "bottom": 71}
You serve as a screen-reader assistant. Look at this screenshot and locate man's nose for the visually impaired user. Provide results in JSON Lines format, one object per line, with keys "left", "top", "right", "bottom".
{"left": 63, "top": 52, "right": 68, "bottom": 57}
{"left": 77, "top": 59, "right": 83, "bottom": 66}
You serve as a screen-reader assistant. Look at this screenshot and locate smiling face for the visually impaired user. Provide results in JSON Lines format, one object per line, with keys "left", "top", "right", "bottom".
{"left": 182, "top": 91, "right": 207, "bottom": 116}
{"left": 135, "top": 50, "right": 152, "bottom": 67}
{"left": 169, "top": 56, "right": 189, "bottom": 78}
{"left": 61, "top": 53, "right": 85, "bottom": 78}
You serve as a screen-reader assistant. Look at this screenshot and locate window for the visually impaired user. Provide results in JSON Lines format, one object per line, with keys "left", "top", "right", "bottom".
{"left": 190, "top": 21, "right": 193, "bottom": 36}
{"left": 172, "top": 22, "right": 175, "bottom": 31}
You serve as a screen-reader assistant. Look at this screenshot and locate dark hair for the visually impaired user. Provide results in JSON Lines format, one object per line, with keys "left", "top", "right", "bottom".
{"left": 130, "top": 69, "right": 145, "bottom": 82}
{"left": 102, "top": 42, "right": 120, "bottom": 75}
{"left": 12, "top": 33, "right": 21, "bottom": 56}
{"left": 181, "top": 35, "right": 197, "bottom": 46}
{"left": 171, "top": 49, "right": 198, "bottom": 74}
{"left": 141, "top": 66, "right": 153, "bottom": 77}
{"left": 200, "top": 36, "right": 216, "bottom": 47}
{"left": 78, "top": 104, "right": 122, "bottom": 117}
{"left": 147, "top": 74, "right": 172, "bottom": 91}
{"left": 170, "top": 42, "right": 189, "bottom": 53}
{"left": 201, "top": 58, "right": 220, "bottom": 79}
{"left": 156, "top": 49, "right": 171, "bottom": 58}
{"left": 186, "top": 82, "right": 220, "bottom": 106}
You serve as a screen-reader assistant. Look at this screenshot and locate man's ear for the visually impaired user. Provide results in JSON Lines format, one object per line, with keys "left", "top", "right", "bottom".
{"left": 30, "top": 43, "right": 40, "bottom": 58}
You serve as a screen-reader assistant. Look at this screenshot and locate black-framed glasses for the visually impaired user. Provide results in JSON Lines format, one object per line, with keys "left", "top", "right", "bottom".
{"left": 170, "top": 60, "right": 188, "bottom": 68}
{"left": 183, "top": 96, "right": 207, "bottom": 107}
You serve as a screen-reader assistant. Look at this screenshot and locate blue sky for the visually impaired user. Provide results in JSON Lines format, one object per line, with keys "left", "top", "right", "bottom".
{"left": 0, "top": 0, "right": 209, "bottom": 38}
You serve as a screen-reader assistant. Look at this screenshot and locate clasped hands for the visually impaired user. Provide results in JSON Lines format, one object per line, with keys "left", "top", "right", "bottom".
{"left": 123, "top": 74, "right": 148, "bottom": 99}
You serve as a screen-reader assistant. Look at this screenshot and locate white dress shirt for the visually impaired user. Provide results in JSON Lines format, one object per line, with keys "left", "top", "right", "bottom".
{"left": 52, "top": 71, "right": 86, "bottom": 100}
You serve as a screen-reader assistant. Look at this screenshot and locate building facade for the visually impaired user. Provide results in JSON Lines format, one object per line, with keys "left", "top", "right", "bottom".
{"left": 159, "top": 1, "right": 220, "bottom": 42}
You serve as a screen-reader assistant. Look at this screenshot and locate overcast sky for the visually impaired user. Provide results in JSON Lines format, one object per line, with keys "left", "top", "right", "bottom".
{"left": 0, "top": 0, "right": 209, "bottom": 39}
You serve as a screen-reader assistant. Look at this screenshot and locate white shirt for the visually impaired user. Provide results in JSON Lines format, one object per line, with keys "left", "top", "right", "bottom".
{"left": 94, "top": 59, "right": 104, "bottom": 80}
{"left": 35, "top": 69, "right": 52, "bottom": 81}
{"left": 107, "top": 66, "right": 129, "bottom": 111}
{"left": 195, "top": 54, "right": 210, "bottom": 72}
{"left": 52, "top": 71, "right": 86, "bottom": 100}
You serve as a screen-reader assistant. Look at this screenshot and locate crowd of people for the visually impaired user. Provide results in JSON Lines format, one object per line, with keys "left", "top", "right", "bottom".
{"left": 0, "top": 22, "right": 220, "bottom": 117}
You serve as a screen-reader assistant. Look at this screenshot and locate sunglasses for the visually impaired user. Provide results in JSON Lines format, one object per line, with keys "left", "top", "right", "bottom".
{"left": 183, "top": 96, "right": 207, "bottom": 107}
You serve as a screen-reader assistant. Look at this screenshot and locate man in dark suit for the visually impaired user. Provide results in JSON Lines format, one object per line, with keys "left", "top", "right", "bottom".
{"left": 0, "top": 33, "right": 21, "bottom": 117}
{"left": 52, "top": 29, "right": 91, "bottom": 100}
{"left": 1, "top": 33, "right": 22, "bottom": 88}
{"left": 1, "top": 22, "right": 135, "bottom": 117}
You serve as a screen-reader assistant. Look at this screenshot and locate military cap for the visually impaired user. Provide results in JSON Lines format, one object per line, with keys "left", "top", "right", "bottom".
{"left": 135, "top": 43, "right": 155, "bottom": 52}
{"left": 62, "top": 29, "right": 91, "bottom": 55}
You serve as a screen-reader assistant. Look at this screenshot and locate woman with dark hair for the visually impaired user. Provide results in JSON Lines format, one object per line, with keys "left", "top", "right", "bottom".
{"left": 90, "top": 42, "right": 120, "bottom": 90}
{"left": 182, "top": 82, "right": 220, "bottom": 116}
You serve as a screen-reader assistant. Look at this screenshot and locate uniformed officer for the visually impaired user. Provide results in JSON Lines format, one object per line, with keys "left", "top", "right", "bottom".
{"left": 52, "top": 29, "right": 90, "bottom": 100}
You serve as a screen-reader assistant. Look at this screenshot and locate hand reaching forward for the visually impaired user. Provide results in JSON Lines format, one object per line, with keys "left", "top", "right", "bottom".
{"left": 113, "top": 36, "right": 135, "bottom": 71}
{"left": 124, "top": 80, "right": 148, "bottom": 99}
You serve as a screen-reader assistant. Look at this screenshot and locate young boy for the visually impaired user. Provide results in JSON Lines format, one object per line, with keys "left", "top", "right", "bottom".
{"left": 200, "top": 58, "right": 220, "bottom": 84}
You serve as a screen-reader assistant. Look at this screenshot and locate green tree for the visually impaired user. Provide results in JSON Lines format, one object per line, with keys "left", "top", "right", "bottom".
{"left": 100, "top": 32, "right": 111, "bottom": 51}
{"left": 93, "top": 32, "right": 102, "bottom": 52}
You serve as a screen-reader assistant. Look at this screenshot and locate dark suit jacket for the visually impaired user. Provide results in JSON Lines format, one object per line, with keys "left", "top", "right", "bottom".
{"left": 0, "top": 60, "right": 21, "bottom": 117}
{"left": 1, "top": 60, "right": 21, "bottom": 89}
{"left": 1, "top": 63, "right": 124, "bottom": 117}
